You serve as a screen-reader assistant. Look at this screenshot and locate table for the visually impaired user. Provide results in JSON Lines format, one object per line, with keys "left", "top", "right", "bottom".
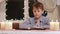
{"left": 0, "top": 30, "right": 60, "bottom": 34}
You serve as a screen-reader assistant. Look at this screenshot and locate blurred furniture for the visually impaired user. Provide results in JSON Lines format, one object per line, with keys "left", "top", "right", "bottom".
{"left": 13, "top": 23, "right": 19, "bottom": 30}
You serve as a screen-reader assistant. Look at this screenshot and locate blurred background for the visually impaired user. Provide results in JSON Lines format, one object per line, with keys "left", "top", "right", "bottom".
{"left": 0, "top": 0, "right": 60, "bottom": 22}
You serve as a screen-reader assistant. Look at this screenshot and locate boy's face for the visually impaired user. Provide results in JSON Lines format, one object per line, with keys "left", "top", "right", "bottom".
{"left": 33, "top": 7, "right": 44, "bottom": 19}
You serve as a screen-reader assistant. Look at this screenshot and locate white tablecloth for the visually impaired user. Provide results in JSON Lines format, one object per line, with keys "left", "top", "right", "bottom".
{"left": 0, "top": 30, "right": 60, "bottom": 34}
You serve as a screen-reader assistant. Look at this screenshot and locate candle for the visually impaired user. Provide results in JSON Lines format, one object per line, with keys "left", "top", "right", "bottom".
{"left": 50, "top": 20, "right": 59, "bottom": 30}
{"left": 0, "top": 21, "right": 13, "bottom": 30}
{"left": 50, "top": 21, "right": 55, "bottom": 30}
{"left": 54, "top": 20, "right": 59, "bottom": 30}
{"left": 5, "top": 21, "right": 12, "bottom": 30}
{"left": 1, "top": 22, "right": 5, "bottom": 30}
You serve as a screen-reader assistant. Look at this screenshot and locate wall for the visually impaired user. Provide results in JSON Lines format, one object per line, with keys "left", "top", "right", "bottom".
{"left": 0, "top": 0, "right": 6, "bottom": 22}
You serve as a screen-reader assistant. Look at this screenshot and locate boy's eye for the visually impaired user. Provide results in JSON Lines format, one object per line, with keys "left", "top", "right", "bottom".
{"left": 38, "top": 11, "right": 40, "bottom": 12}
{"left": 34, "top": 11, "right": 36, "bottom": 12}
{"left": 37, "top": 10, "right": 40, "bottom": 12}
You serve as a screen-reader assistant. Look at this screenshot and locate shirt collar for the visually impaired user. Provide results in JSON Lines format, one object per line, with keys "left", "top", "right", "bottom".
{"left": 34, "top": 16, "right": 44, "bottom": 23}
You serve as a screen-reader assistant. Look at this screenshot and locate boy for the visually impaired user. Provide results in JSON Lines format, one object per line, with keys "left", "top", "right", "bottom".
{"left": 19, "top": 2, "right": 50, "bottom": 29}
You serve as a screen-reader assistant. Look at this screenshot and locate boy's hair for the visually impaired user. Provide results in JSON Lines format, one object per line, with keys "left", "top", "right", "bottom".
{"left": 33, "top": 2, "right": 44, "bottom": 10}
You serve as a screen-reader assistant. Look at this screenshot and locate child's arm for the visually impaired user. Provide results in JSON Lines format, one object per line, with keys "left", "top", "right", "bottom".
{"left": 42, "top": 18, "right": 50, "bottom": 29}
{"left": 19, "top": 18, "right": 31, "bottom": 29}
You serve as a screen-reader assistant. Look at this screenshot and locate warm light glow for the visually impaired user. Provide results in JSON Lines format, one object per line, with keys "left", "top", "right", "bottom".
{"left": 1, "top": 22, "right": 5, "bottom": 30}
{"left": 50, "top": 21, "right": 59, "bottom": 30}
{"left": 5, "top": 21, "right": 12, "bottom": 30}
{"left": 0, "top": 21, "right": 12, "bottom": 30}
{"left": 50, "top": 22, "right": 55, "bottom": 30}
